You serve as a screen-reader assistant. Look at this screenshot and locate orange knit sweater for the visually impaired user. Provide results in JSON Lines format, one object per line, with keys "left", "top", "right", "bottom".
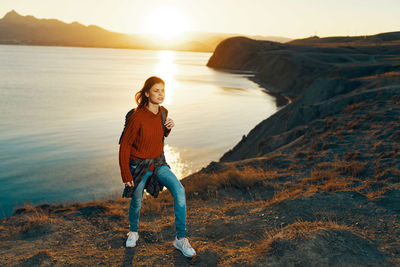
{"left": 118, "top": 105, "right": 171, "bottom": 183}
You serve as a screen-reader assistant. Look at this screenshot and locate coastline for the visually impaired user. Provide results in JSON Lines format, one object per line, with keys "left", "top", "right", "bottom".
{"left": 211, "top": 66, "right": 293, "bottom": 107}
{"left": 1, "top": 35, "right": 400, "bottom": 265}
{"left": 248, "top": 75, "right": 293, "bottom": 106}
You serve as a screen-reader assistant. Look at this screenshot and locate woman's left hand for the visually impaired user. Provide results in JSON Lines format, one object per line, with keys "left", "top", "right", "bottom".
{"left": 164, "top": 117, "right": 175, "bottom": 130}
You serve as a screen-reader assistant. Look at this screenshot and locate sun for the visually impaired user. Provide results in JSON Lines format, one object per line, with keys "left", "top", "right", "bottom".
{"left": 143, "top": 6, "right": 190, "bottom": 39}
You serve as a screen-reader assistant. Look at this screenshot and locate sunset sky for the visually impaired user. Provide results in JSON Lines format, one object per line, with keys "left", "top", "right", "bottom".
{"left": 1, "top": 0, "right": 399, "bottom": 39}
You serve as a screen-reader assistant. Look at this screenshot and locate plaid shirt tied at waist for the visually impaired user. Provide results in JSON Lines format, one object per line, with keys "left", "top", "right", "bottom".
{"left": 128, "top": 151, "right": 170, "bottom": 198}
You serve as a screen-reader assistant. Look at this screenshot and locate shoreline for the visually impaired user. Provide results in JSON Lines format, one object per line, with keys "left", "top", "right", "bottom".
{"left": 210, "top": 66, "right": 293, "bottom": 107}
{"left": 248, "top": 75, "right": 293, "bottom": 107}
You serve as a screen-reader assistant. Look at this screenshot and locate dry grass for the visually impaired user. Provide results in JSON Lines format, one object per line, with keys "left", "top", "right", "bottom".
{"left": 263, "top": 219, "right": 353, "bottom": 242}
{"left": 374, "top": 167, "right": 400, "bottom": 183}
{"left": 16, "top": 206, "right": 59, "bottom": 237}
{"left": 344, "top": 102, "right": 365, "bottom": 113}
{"left": 224, "top": 219, "right": 358, "bottom": 265}
{"left": 264, "top": 157, "right": 373, "bottom": 206}
{"left": 364, "top": 186, "right": 391, "bottom": 199}
{"left": 344, "top": 150, "right": 362, "bottom": 161}
{"left": 18, "top": 202, "right": 56, "bottom": 221}
{"left": 24, "top": 209, "right": 54, "bottom": 224}
{"left": 141, "top": 193, "right": 172, "bottom": 215}
{"left": 138, "top": 166, "right": 284, "bottom": 215}
{"left": 345, "top": 119, "right": 360, "bottom": 129}
{"left": 268, "top": 185, "right": 311, "bottom": 205}
{"left": 324, "top": 158, "right": 368, "bottom": 177}
{"left": 303, "top": 168, "right": 355, "bottom": 192}
{"left": 183, "top": 166, "right": 279, "bottom": 199}
{"left": 306, "top": 168, "right": 339, "bottom": 183}
{"left": 358, "top": 71, "right": 400, "bottom": 80}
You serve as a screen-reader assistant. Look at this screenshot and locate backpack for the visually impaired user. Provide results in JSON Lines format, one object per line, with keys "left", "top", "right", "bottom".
{"left": 118, "top": 107, "right": 167, "bottom": 144}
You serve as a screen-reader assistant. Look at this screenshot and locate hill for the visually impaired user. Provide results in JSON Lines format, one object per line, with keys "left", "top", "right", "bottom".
{"left": 287, "top": 31, "right": 400, "bottom": 46}
{"left": 0, "top": 10, "right": 292, "bottom": 52}
{"left": 0, "top": 33, "right": 399, "bottom": 265}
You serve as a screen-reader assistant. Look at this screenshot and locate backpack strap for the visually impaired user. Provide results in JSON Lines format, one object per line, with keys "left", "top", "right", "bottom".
{"left": 118, "top": 108, "right": 135, "bottom": 144}
{"left": 161, "top": 108, "right": 167, "bottom": 143}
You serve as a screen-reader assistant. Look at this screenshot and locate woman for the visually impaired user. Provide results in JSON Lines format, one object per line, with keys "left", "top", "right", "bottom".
{"left": 118, "top": 76, "right": 196, "bottom": 257}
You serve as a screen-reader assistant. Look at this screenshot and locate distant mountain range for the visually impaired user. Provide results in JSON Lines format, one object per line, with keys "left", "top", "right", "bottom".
{"left": 0, "top": 10, "right": 292, "bottom": 52}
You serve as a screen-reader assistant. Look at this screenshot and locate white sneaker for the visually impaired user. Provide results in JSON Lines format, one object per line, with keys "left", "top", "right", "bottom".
{"left": 126, "top": 231, "right": 139, "bottom": 247}
{"left": 173, "top": 237, "right": 196, "bottom": 257}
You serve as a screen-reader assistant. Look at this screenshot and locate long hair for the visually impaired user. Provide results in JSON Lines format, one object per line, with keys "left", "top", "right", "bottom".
{"left": 135, "top": 76, "right": 165, "bottom": 109}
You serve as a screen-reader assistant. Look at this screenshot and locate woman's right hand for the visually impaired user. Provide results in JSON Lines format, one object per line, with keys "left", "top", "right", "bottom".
{"left": 125, "top": 181, "right": 134, "bottom": 187}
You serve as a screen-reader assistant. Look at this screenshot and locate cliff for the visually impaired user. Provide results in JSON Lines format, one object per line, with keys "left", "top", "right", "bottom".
{"left": 206, "top": 36, "right": 400, "bottom": 163}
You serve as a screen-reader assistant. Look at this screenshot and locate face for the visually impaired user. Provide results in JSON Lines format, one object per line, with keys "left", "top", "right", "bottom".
{"left": 145, "top": 82, "right": 165, "bottom": 105}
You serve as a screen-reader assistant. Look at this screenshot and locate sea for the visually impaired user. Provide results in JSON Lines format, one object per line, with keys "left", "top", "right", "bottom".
{"left": 0, "top": 44, "right": 282, "bottom": 219}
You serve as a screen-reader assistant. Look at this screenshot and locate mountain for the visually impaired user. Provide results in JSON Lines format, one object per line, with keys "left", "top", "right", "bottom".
{"left": 0, "top": 10, "right": 135, "bottom": 48}
{"left": 0, "top": 10, "right": 292, "bottom": 52}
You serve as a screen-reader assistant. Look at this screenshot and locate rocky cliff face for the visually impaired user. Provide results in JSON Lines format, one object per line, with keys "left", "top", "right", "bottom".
{"left": 206, "top": 36, "right": 400, "bottom": 163}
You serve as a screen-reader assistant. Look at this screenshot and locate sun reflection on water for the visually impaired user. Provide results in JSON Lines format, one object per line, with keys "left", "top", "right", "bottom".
{"left": 154, "top": 50, "right": 180, "bottom": 105}
{"left": 164, "top": 144, "right": 192, "bottom": 180}
{"left": 154, "top": 51, "right": 191, "bottom": 180}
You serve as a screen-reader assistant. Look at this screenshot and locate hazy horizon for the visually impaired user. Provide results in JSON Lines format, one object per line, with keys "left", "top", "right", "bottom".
{"left": 1, "top": 0, "right": 399, "bottom": 40}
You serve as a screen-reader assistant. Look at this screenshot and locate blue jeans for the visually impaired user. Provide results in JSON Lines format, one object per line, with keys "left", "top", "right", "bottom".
{"left": 128, "top": 164, "right": 187, "bottom": 238}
